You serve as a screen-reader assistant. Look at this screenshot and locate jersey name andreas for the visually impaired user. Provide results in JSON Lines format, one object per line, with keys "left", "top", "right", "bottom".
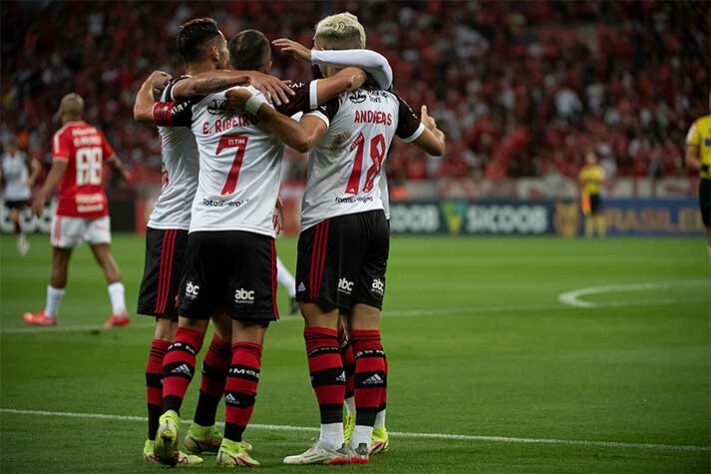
{"left": 300, "top": 88, "right": 423, "bottom": 230}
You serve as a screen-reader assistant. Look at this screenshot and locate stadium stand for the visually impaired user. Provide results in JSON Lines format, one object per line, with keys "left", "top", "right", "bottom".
{"left": 1, "top": 1, "right": 709, "bottom": 185}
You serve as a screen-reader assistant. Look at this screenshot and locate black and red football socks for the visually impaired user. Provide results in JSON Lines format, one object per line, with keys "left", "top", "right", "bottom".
{"left": 224, "top": 342, "right": 262, "bottom": 442}
{"left": 193, "top": 333, "right": 231, "bottom": 427}
{"left": 162, "top": 327, "right": 205, "bottom": 415}
{"left": 350, "top": 329, "right": 387, "bottom": 447}
{"left": 145, "top": 338, "right": 170, "bottom": 440}
{"left": 337, "top": 323, "right": 356, "bottom": 416}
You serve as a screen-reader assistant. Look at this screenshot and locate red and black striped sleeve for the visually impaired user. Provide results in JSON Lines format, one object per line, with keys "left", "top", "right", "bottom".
{"left": 151, "top": 76, "right": 198, "bottom": 127}
{"left": 151, "top": 100, "right": 193, "bottom": 127}
{"left": 275, "top": 82, "right": 311, "bottom": 117}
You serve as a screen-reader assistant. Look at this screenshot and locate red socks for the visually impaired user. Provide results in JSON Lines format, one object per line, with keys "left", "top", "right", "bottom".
{"left": 146, "top": 338, "right": 170, "bottom": 440}
{"left": 338, "top": 324, "right": 356, "bottom": 401}
{"left": 162, "top": 327, "right": 205, "bottom": 414}
{"left": 351, "top": 329, "right": 386, "bottom": 427}
{"left": 194, "top": 334, "right": 231, "bottom": 427}
{"left": 224, "top": 342, "right": 262, "bottom": 442}
{"left": 304, "top": 327, "right": 345, "bottom": 424}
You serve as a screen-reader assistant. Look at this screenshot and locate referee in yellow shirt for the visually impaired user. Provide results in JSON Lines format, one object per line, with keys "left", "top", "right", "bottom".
{"left": 685, "top": 95, "right": 711, "bottom": 254}
{"left": 578, "top": 151, "right": 606, "bottom": 238}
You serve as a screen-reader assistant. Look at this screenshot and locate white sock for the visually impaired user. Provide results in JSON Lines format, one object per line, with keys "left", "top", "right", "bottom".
{"left": 344, "top": 397, "right": 356, "bottom": 417}
{"left": 351, "top": 425, "right": 373, "bottom": 449}
{"left": 319, "top": 422, "right": 344, "bottom": 450}
{"left": 44, "top": 285, "right": 65, "bottom": 318}
{"left": 107, "top": 282, "right": 127, "bottom": 315}
{"left": 374, "top": 409, "right": 386, "bottom": 429}
{"left": 276, "top": 257, "right": 296, "bottom": 298}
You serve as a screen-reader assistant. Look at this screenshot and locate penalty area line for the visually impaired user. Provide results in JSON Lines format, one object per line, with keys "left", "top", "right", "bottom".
{"left": 0, "top": 407, "right": 708, "bottom": 453}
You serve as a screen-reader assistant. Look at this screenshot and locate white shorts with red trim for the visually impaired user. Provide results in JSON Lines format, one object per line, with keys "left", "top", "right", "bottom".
{"left": 50, "top": 215, "right": 111, "bottom": 249}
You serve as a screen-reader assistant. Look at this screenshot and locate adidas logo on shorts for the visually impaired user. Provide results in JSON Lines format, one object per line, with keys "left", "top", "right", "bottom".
{"left": 298, "top": 282, "right": 306, "bottom": 293}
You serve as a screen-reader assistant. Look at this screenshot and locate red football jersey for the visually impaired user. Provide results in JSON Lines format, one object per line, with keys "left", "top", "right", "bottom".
{"left": 52, "top": 121, "right": 115, "bottom": 218}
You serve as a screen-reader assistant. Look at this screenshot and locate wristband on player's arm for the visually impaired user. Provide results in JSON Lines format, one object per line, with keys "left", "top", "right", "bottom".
{"left": 245, "top": 94, "right": 268, "bottom": 116}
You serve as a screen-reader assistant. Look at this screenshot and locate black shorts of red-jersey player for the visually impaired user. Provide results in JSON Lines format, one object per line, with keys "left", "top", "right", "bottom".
{"left": 137, "top": 228, "right": 189, "bottom": 321}
{"left": 295, "top": 209, "right": 389, "bottom": 314}
{"left": 177, "top": 230, "right": 279, "bottom": 322}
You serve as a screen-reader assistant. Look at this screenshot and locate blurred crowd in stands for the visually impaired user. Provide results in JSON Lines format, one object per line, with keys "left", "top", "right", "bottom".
{"left": 2, "top": 0, "right": 709, "bottom": 187}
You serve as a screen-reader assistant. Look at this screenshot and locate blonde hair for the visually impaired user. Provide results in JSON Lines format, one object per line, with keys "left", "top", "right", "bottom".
{"left": 314, "top": 12, "right": 366, "bottom": 49}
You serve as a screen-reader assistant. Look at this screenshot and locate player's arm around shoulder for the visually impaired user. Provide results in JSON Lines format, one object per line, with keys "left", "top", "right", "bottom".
{"left": 312, "top": 67, "right": 367, "bottom": 107}
{"left": 171, "top": 70, "right": 294, "bottom": 106}
{"left": 224, "top": 87, "right": 326, "bottom": 153}
{"left": 133, "top": 71, "right": 172, "bottom": 123}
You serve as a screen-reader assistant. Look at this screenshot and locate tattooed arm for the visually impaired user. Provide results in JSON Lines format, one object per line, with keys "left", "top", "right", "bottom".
{"left": 171, "top": 70, "right": 294, "bottom": 105}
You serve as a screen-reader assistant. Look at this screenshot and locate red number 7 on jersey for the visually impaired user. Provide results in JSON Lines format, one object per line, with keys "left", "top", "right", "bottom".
{"left": 215, "top": 135, "right": 249, "bottom": 195}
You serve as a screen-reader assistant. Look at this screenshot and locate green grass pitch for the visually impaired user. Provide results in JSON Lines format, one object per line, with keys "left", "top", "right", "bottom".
{"left": 1, "top": 234, "right": 709, "bottom": 473}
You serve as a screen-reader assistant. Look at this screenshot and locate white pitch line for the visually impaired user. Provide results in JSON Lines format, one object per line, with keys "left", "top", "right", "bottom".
{"left": 0, "top": 322, "right": 155, "bottom": 334}
{"left": 558, "top": 279, "right": 711, "bottom": 308}
{"left": 0, "top": 408, "right": 708, "bottom": 453}
{"left": 2, "top": 296, "right": 710, "bottom": 334}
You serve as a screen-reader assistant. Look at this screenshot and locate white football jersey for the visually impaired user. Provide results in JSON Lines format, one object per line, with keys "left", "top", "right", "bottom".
{"left": 1, "top": 151, "right": 30, "bottom": 201}
{"left": 147, "top": 76, "right": 199, "bottom": 230}
{"left": 159, "top": 82, "right": 317, "bottom": 237}
{"left": 379, "top": 172, "right": 390, "bottom": 220}
{"left": 300, "top": 87, "right": 423, "bottom": 230}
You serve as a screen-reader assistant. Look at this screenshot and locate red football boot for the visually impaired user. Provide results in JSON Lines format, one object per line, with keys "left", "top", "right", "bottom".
{"left": 23, "top": 310, "right": 57, "bottom": 326}
{"left": 103, "top": 312, "right": 130, "bottom": 328}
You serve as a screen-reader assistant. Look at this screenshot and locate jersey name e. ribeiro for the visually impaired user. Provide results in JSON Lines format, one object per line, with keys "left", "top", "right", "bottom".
{"left": 147, "top": 76, "right": 201, "bottom": 230}
{"left": 1, "top": 151, "right": 30, "bottom": 201}
{"left": 153, "top": 82, "right": 317, "bottom": 237}
{"left": 300, "top": 87, "right": 424, "bottom": 230}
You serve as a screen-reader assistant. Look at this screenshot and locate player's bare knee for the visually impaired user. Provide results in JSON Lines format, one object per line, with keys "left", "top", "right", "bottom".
{"left": 211, "top": 312, "right": 233, "bottom": 341}
{"left": 154, "top": 318, "right": 178, "bottom": 341}
{"left": 349, "top": 303, "right": 381, "bottom": 330}
{"left": 232, "top": 319, "right": 268, "bottom": 344}
{"left": 300, "top": 302, "right": 339, "bottom": 328}
{"left": 178, "top": 316, "right": 209, "bottom": 333}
